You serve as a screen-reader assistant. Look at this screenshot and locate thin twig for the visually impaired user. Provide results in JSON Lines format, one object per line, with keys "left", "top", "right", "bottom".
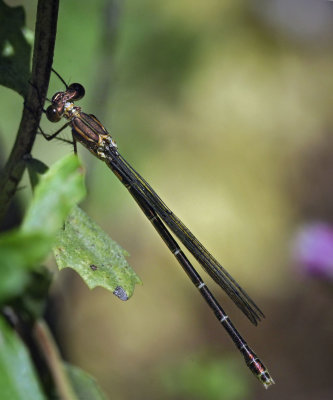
{"left": 0, "top": 0, "right": 59, "bottom": 223}
{"left": 33, "top": 319, "right": 78, "bottom": 400}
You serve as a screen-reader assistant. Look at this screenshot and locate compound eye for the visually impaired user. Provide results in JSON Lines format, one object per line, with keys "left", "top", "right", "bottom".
{"left": 68, "top": 83, "right": 85, "bottom": 100}
{"left": 46, "top": 105, "right": 61, "bottom": 122}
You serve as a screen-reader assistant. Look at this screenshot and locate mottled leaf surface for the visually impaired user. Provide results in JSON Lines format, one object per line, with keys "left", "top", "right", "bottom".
{"left": 54, "top": 206, "right": 141, "bottom": 300}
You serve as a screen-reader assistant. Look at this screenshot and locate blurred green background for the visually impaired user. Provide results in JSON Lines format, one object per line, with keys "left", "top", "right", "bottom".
{"left": 1, "top": 0, "right": 333, "bottom": 399}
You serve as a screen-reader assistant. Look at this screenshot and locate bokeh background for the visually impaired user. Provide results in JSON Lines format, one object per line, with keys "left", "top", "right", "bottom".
{"left": 1, "top": 0, "right": 333, "bottom": 399}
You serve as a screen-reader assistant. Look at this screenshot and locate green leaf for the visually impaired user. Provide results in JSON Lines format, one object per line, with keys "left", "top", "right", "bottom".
{"left": 0, "top": 155, "right": 86, "bottom": 303}
{"left": 22, "top": 154, "right": 86, "bottom": 236}
{"left": 0, "top": 231, "right": 53, "bottom": 303}
{"left": 14, "top": 269, "right": 53, "bottom": 319}
{"left": 0, "top": 0, "right": 31, "bottom": 97}
{"left": 53, "top": 206, "right": 141, "bottom": 300}
{"left": 0, "top": 316, "right": 46, "bottom": 400}
{"left": 65, "top": 363, "right": 107, "bottom": 400}
{"left": 23, "top": 154, "right": 139, "bottom": 300}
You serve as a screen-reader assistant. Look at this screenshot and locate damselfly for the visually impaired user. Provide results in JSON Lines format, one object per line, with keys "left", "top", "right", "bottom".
{"left": 42, "top": 70, "right": 274, "bottom": 388}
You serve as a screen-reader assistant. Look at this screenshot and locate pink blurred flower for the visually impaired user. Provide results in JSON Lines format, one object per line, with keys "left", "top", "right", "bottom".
{"left": 293, "top": 222, "right": 333, "bottom": 279}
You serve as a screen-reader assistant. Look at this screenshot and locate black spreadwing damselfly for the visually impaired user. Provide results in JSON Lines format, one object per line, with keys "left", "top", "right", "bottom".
{"left": 41, "top": 70, "right": 274, "bottom": 388}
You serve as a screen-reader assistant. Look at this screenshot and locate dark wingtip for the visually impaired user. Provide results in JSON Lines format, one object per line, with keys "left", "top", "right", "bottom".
{"left": 247, "top": 307, "right": 266, "bottom": 326}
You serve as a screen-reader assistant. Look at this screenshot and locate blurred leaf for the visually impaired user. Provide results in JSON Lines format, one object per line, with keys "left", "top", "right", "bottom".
{"left": 65, "top": 363, "right": 107, "bottom": 400}
{"left": 0, "top": 231, "right": 53, "bottom": 303}
{"left": 0, "top": 0, "right": 31, "bottom": 97}
{"left": 0, "top": 315, "right": 46, "bottom": 400}
{"left": 53, "top": 206, "right": 141, "bottom": 300}
{"left": 22, "top": 154, "right": 86, "bottom": 236}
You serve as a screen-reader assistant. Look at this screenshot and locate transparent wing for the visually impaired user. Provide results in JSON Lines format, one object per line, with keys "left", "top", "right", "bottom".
{"left": 106, "top": 148, "right": 264, "bottom": 325}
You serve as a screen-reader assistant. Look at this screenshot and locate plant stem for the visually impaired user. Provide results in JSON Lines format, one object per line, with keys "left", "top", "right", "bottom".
{"left": 0, "top": 0, "right": 59, "bottom": 223}
{"left": 34, "top": 319, "right": 78, "bottom": 400}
